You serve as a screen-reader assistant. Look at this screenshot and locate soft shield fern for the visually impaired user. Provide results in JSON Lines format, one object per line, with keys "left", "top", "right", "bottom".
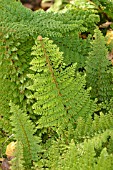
{"left": 74, "top": 111, "right": 113, "bottom": 143}
{"left": 27, "top": 36, "right": 96, "bottom": 136}
{"left": 0, "top": 0, "right": 97, "bottom": 137}
{"left": 57, "top": 131, "right": 113, "bottom": 170}
{"left": 11, "top": 140, "right": 25, "bottom": 170}
{"left": 10, "top": 102, "right": 41, "bottom": 169}
{"left": 38, "top": 129, "right": 113, "bottom": 170}
{"left": 86, "top": 28, "right": 113, "bottom": 102}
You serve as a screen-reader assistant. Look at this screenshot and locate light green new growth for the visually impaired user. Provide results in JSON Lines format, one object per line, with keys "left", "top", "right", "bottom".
{"left": 27, "top": 36, "right": 96, "bottom": 135}
{"left": 59, "top": 131, "right": 113, "bottom": 170}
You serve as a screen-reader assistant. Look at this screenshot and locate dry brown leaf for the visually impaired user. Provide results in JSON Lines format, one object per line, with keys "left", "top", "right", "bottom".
{"left": 5, "top": 142, "right": 16, "bottom": 158}
{"left": 99, "top": 21, "right": 113, "bottom": 28}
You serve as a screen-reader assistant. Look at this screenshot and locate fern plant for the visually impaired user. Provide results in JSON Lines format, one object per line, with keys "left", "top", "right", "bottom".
{"left": 0, "top": 1, "right": 113, "bottom": 169}
{"left": 86, "top": 28, "right": 113, "bottom": 102}
{"left": 34, "top": 128, "right": 113, "bottom": 170}
{"left": 91, "top": 0, "right": 113, "bottom": 20}
{"left": 56, "top": 132, "right": 113, "bottom": 170}
{"left": 27, "top": 36, "right": 96, "bottom": 139}
{"left": 74, "top": 111, "right": 113, "bottom": 143}
{"left": 0, "top": 0, "right": 95, "bottom": 138}
{"left": 10, "top": 102, "right": 41, "bottom": 169}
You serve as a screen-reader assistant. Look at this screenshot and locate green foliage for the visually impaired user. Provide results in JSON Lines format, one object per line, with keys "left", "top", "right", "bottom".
{"left": 55, "top": 132, "right": 113, "bottom": 170}
{"left": 11, "top": 141, "right": 25, "bottom": 170}
{"left": 0, "top": 0, "right": 113, "bottom": 169}
{"left": 53, "top": 2, "right": 100, "bottom": 66}
{"left": 74, "top": 112, "right": 113, "bottom": 142}
{"left": 86, "top": 28, "right": 113, "bottom": 102}
{"left": 91, "top": 0, "right": 113, "bottom": 20}
{"left": 0, "top": 0, "right": 100, "bottom": 139}
{"left": 27, "top": 37, "right": 96, "bottom": 137}
{"left": 0, "top": 0, "right": 86, "bottom": 134}
{"left": 35, "top": 129, "right": 113, "bottom": 170}
{"left": 10, "top": 103, "right": 41, "bottom": 169}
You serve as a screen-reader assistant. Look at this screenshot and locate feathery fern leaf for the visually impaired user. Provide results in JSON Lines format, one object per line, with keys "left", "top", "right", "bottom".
{"left": 74, "top": 111, "right": 113, "bottom": 142}
{"left": 11, "top": 140, "right": 25, "bottom": 170}
{"left": 86, "top": 28, "right": 113, "bottom": 102}
{"left": 10, "top": 102, "right": 41, "bottom": 169}
{"left": 27, "top": 36, "right": 96, "bottom": 135}
{"left": 44, "top": 130, "right": 113, "bottom": 170}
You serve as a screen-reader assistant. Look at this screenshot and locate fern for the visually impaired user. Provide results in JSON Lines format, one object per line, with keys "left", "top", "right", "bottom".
{"left": 0, "top": 0, "right": 100, "bottom": 126}
{"left": 91, "top": 0, "right": 113, "bottom": 20}
{"left": 36, "top": 130, "right": 113, "bottom": 169}
{"left": 11, "top": 140, "right": 25, "bottom": 170}
{"left": 61, "top": 131, "right": 113, "bottom": 170}
{"left": 42, "top": 130, "right": 113, "bottom": 170}
{"left": 74, "top": 111, "right": 113, "bottom": 142}
{"left": 0, "top": 0, "right": 91, "bottom": 135}
{"left": 27, "top": 36, "right": 96, "bottom": 137}
{"left": 10, "top": 102, "right": 41, "bottom": 169}
{"left": 86, "top": 28, "right": 113, "bottom": 102}
{"left": 1, "top": 1, "right": 113, "bottom": 169}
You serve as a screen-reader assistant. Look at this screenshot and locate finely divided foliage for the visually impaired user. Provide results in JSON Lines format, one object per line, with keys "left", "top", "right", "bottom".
{"left": 27, "top": 37, "right": 96, "bottom": 133}
{"left": 86, "top": 29, "right": 113, "bottom": 102}
{"left": 0, "top": 0, "right": 113, "bottom": 169}
{"left": 10, "top": 103, "right": 41, "bottom": 169}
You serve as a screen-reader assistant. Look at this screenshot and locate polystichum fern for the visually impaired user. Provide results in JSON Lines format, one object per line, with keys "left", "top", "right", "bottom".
{"left": 27, "top": 36, "right": 96, "bottom": 136}
{"left": 86, "top": 29, "right": 113, "bottom": 102}
{"left": 10, "top": 102, "right": 41, "bottom": 169}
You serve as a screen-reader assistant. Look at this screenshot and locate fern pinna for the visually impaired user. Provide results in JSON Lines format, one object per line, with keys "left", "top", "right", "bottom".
{"left": 27, "top": 36, "right": 96, "bottom": 137}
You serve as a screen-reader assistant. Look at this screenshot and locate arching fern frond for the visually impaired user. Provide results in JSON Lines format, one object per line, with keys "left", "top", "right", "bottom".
{"left": 27, "top": 36, "right": 96, "bottom": 135}
{"left": 10, "top": 102, "right": 41, "bottom": 169}
{"left": 86, "top": 28, "right": 113, "bottom": 102}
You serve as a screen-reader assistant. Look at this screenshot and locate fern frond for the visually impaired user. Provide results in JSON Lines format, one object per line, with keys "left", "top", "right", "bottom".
{"left": 0, "top": 0, "right": 82, "bottom": 38}
{"left": 74, "top": 111, "right": 113, "bottom": 142}
{"left": 11, "top": 140, "right": 25, "bottom": 170}
{"left": 27, "top": 36, "right": 96, "bottom": 135}
{"left": 86, "top": 28, "right": 113, "bottom": 102}
{"left": 10, "top": 102, "right": 41, "bottom": 169}
{"left": 45, "top": 130, "right": 113, "bottom": 170}
{"left": 63, "top": 131, "right": 113, "bottom": 170}
{"left": 0, "top": 0, "right": 88, "bottom": 123}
